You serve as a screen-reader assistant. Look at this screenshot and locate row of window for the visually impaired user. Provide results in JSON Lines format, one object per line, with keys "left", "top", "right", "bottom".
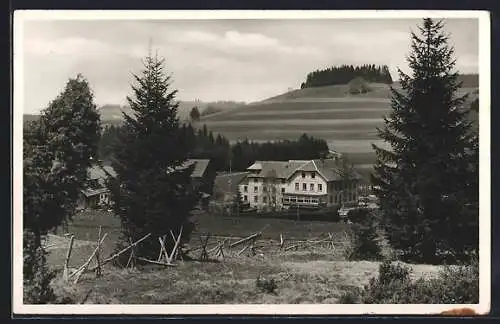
{"left": 243, "top": 182, "right": 355, "bottom": 194}
{"left": 243, "top": 191, "right": 358, "bottom": 205}
{"left": 243, "top": 195, "right": 277, "bottom": 203}
{"left": 284, "top": 196, "right": 320, "bottom": 204}
{"left": 243, "top": 185, "right": 286, "bottom": 194}
{"left": 301, "top": 171, "right": 316, "bottom": 179}
{"left": 294, "top": 182, "right": 323, "bottom": 192}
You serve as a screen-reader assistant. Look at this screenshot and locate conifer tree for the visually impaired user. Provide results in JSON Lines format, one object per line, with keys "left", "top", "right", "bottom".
{"left": 23, "top": 74, "right": 101, "bottom": 303}
{"left": 107, "top": 52, "right": 199, "bottom": 261}
{"left": 371, "top": 19, "right": 478, "bottom": 264}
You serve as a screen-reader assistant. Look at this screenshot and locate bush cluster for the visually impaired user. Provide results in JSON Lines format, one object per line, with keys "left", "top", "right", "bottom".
{"left": 23, "top": 230, "right": 56, "bottom": 304}
{"left": 256, "top": 275, "right": 278, "bottom": 294}
{"left": 339, "top": 259, "right": 479, "bottom": 304}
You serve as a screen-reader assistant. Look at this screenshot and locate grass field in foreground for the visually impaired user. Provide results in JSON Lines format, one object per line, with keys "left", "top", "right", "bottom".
{"left": 52, "top": 257, "right": 443, "bottom": 304}
{"left": 47, "top": 211, "right": 445, "bottom": 304}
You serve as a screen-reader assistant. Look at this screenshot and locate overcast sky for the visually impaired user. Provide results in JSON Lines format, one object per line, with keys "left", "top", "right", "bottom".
{"left": 20, "top": 18, "right": 479, "bottom": 114}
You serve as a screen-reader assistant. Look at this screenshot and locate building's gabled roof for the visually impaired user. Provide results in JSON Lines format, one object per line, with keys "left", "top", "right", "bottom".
{"left": 88, "top": 159, "right": 210, "bottom": 180}
{"left": 88, "top": 165, "right": 117, "bottom": 180}
{"left": 182, "top": 159, "right": 211, "bottom": 178}
{"left": 214, "top": 172, "right": 249, "bottom": 195}
{"left": 246, "top": 160, "right": 309, "bottom": 179}
{"left": 245, "top": 158, "right": 362, "bottom": 182}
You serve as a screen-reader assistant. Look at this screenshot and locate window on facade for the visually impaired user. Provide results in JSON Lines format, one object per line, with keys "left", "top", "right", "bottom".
{"left": 301, "top": 172, "right": 306, "bottom": 178}
{"left": 312, "top": 199, "right": 318, "bottom": 204}
{"left": 318, "top": 183, "right": 322, "bottom": 191}
{"left": 243, "top": 195, "right": 248, "bottom": 201}
{"left": 311, "top": 173, "right": 315, "bottom": 179}
{"left": 263, "top": 186, "right": 267, "bottom": 192}
{"left": 303, "top": 198, "right": 310, "bottom": 203}
{"left": 295, "top": 183, "right": 299, "bottom": 190}
{"left": 302, "top": 183, "right": 307, "bottom": 191}
{"left": 310, "top": 183, "right": 314, "bottom": 191}
{"left": 281, "top": 187, "right": 285, "bottom": 193}
{"left": 263, "top": 196, "right": 267, "bottom": 203}
{"left": 254, "top": 196, "right": 258, "bottom": 202}
{"left": 254, "top": 186, "right": 258, "bottom": 193}
{"left": 297, "top": 198, "right": 304, "bottom": 203}
{"left": 291, "top": 197, "right": 297, "bottom": 202}
{"left": 244, "top": 185, "right": 248, "bottom": 192}
{"left": 284, "top": 197, "right": 290, "bottom": 202}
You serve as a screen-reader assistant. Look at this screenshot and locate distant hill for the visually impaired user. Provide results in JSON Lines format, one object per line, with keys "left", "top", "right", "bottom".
{"left": 457, "top": 74, "right": 479, "bottom": 88}
{"left": 23, "top": 100, "right": 246, "bottom": 128}
{"left": 199, "top": 76, "right": 479, "bottom": 177}
{"left": 97, "top": 101, "right": 245, "bottom": 126}
{"left": 263, "top": 74, "right": 478, "bottom": 104}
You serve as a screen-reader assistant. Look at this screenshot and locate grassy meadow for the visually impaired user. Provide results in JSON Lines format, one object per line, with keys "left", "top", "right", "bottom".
{"left": 46, "top": 210, "right": 445, "bottom": 304}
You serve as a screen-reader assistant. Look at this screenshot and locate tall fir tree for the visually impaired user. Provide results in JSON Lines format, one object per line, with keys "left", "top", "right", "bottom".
{"left": 107, "top": 52, "right": 199, "bottom": 261}
{"left": 371, "top": 19, "right": 478, "bottom": 264}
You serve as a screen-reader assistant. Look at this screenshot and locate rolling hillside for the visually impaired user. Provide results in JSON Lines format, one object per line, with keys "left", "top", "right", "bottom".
{"left": 199, "top": 75, "right": 479, "bottom": 180}
{"left": 23, "top": 100, "right": 246, "bottom": 128}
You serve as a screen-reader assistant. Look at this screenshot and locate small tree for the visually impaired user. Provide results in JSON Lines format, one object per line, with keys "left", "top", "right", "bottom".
{"left": 348, "top": 77, "right": 371, "bottom": 94}
{"left": 263, "top": 169, "right": 279, "bottom": 213}
{"left": 231, "top": 189, "right": 245, "bottom": 216}
{"left": 338, "top": 155, "right": 356, "bottom": 207}
{"left": 345, "top": 208, "right": 383, "bottom": 261}
{"left": 108, "top": 51, "right": 199, "bottom": 262}
{"left": 190, "top": 106, "right": 201, "bottom": 122}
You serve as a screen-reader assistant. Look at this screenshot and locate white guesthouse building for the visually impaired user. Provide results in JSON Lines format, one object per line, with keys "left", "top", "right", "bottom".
{"left": 237, "top": 159, "right": 362, "bottom": 210}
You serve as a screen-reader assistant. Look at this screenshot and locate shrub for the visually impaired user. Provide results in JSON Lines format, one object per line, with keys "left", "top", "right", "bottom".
{"left": 343, "top": 258, "right": 479, "bottom": 304}
{"left": 345, "top": 209, "right": 383, "bottom": 261}
{"left": 348, "top": 77, "right": 371, "bottom": 94}
{"left": 256, "top": 275, "right": 278, "bottom": 294}
{"left": 338, "top": 286, "right": 362, "bottom": 303}
{"left": 361, "top": 261, "right": 413, "bottom": 303}
{"left": 407, "top": 257, "right": 479, "bottom": 304}
{"left": 23, "top": 230, "right": 57, "bottom": 304}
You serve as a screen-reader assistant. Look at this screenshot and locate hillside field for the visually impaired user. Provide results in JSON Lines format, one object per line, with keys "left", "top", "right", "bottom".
{"left": 199, "top": 81, "right": 479, "bottom": 176}
{"left": 47, "top": 210, "right": 443, "bottom": 304}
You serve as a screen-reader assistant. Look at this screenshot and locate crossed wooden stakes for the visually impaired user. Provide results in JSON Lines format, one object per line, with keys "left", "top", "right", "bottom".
{"left": 230, "top": 232, "right": 261, "bottom": 257}
{"left": 281, "top": 232, "right": 341, "bottom": 252}
{"left": 63, "top": 226, "right": 152, "bottom": 284}
{"left": 150, "top": 226, "right": 184, "bottom": 266}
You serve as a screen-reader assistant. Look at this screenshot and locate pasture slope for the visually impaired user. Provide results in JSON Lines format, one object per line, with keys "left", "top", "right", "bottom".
{"left": 200, "top": 76, "right": 479, "bottom": 181}
{"left": 48, "top": 210, "right": 443, "bottom": 304}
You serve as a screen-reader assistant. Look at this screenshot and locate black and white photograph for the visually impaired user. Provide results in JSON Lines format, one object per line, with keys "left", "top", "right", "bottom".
{"left": 13, "top": 10, "right": 490, "bottom": 315}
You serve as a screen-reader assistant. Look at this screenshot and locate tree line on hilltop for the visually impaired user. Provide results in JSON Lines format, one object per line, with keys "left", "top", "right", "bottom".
{"left": 301, "top": 64, "right": 393, "bottom": 89}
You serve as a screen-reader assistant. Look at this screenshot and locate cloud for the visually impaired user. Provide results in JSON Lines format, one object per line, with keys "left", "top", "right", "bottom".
{"left": 19, "top": 18, "right": 479, "bottom": 114}
{"left": 169, "top": 29, "right": 322, "bottom": 57}
{"left": 224, "top": 30, "right": 279, "bottom": 48}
